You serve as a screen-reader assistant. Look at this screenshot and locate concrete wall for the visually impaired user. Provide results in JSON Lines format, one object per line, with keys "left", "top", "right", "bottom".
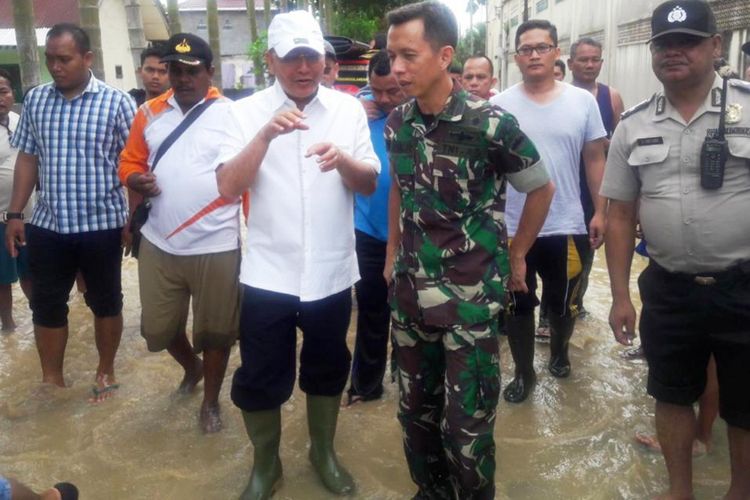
{"left": 487, "top": 0, "right": 750, "bottom": 109}
{"left": 99, "top": 0, "right": 138, "bottom": 91}
{"left": 180, "top": 10, "right": 269, "bottom": 57}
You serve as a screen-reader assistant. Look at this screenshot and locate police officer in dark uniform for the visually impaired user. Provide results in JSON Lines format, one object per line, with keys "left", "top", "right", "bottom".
{"left": 602, "top": 1, "right": 750, "bottom": 498}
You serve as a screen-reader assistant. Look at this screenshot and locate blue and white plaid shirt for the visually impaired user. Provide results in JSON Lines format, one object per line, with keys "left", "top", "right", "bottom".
{"left": 12, "top": 73, "right": 136, "bottom": 234}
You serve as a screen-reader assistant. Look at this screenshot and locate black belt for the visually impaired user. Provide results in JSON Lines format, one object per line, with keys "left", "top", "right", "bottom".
{"left": 649, "top": 260, "right": 750, "bottom": 286}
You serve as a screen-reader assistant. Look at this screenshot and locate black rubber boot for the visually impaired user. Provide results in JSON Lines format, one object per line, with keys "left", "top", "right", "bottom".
{"left": 502, "top": 314, "right": 537, "bottom": 403}
{"left": 548, "top": 313, "right": 576, "bottom": 378}
{"left": 307, "top": 394, "right": 355, "bottom": 495}
{"left": 240, "top": 409, "right": 283, "bottom": 500}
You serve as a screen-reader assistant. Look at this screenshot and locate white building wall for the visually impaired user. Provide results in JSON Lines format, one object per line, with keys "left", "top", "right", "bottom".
{"left": 487, "top": 0, "right": 750, "bottom": 110}
{"left": 100, "top": 0, "right": 139, "bottom": 91}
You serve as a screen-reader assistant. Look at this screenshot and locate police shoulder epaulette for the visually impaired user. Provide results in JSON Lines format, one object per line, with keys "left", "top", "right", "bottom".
{"left": 728, "top": 78, "right": 750, "bottom": 93}
{"left": 620, "top": 94, "right": 655, "bottom": 121}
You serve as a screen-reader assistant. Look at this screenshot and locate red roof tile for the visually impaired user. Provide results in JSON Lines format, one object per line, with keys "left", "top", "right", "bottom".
{"left": 0, "top": 0, "right": 79, "bottom": 29}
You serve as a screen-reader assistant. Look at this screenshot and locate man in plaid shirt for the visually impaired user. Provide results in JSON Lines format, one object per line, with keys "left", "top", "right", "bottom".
{"left": 4, "top": 23, "right": 135, "bottom": 402}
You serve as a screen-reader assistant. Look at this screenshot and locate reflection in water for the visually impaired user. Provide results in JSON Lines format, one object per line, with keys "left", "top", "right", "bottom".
{"left": 0, "top": 254, "right": 732, "bottom": 499}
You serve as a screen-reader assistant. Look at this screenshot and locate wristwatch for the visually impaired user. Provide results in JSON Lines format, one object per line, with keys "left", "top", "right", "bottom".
{"left": 1, "top": 211, "right": 24, "bottom": 223}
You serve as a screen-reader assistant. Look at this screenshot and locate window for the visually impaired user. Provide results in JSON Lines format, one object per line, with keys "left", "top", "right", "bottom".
{"left": 223, "top": 19, "right": 233, "bottom": 30}
{"left": 536, "top": 0, "right": 548, "bottom": 12}
{"left": 197, "top": 20, "right": 207, "bottom": 30}
{"left": 510, "top": 15, "right": 518, "bottom": 27}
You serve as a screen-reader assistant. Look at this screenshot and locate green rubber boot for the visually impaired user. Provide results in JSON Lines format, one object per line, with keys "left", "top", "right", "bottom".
{"left": 502, "top": 314, "right": 537, "bottom": 403}
{"left": 548, "top": 313, "right": 576, "bottom": 378}
{"left": 307, "top": 394, "right": 355, "bottom": 495}
{"left": 240, "top": 409, "right": 283, "bottom": 500}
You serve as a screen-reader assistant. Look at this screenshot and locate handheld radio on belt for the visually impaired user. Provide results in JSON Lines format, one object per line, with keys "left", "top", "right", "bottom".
{"left": 700, "top": 72, "right": 730, "bottom": 190}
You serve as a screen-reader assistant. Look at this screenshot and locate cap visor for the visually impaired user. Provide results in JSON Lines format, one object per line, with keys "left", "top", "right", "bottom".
{"left": 647, "top": 29, "right": 713, "bottom": 43}
{"left": 161, "top": 55, "right": 203, "bottom": 66}
{"left": 273, "top": 40, "right": 324, "bottom": 58}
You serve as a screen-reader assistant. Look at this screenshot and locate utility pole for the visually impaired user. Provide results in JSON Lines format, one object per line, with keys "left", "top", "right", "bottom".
{"left": 523, "top": 0, "right": 529, "bottom": 21}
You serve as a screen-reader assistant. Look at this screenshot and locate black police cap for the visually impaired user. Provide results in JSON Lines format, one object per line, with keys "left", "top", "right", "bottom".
{"left": 649, "top": 0, "right": 717, "bottom": 43}
{"left": 161, "top": 33, "right": 213, "bottom": 66}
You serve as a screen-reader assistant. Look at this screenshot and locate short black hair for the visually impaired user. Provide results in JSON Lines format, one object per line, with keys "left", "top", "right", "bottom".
{"left": 47, "top": 23, "right": 91, "bottom": 54}
{"left": 554, "top": 59, "right": 566, "bottom": 77}
{"left": 570, "top": 37, "right": 602, "bottom": 59}
{"left": 515, "top": 19, "right": 558, "bottom": 48}
{"left": 368, "top": 50, "right": 391, "bottom": 78}
{"left": 464, "top": 54, "right": 494, "bottom": 77}
{"left": 371, "top": 32, "right": 387, "bottom": 50}
{"left": 386, "top": 1, "right": 458, "bottom": 51}
{"left": 0, "top": 69, "right": 14, "bottom": 87}
{"left": 140, "top": 46, "right": 165, "bottom": 66}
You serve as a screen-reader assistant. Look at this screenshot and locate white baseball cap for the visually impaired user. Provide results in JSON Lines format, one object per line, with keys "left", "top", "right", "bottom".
{"left": 267, "top": 11, "right": 325, "bottom": 58}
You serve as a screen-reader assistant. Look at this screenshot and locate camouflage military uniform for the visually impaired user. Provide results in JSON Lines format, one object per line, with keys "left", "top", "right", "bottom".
{"left": 386, "top": 84, "right": 548, "bottom": 499}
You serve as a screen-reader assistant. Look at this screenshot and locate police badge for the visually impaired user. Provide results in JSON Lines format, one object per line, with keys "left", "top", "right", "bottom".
{"left": 725, "top": 103, "right": 742, "bottom": 124}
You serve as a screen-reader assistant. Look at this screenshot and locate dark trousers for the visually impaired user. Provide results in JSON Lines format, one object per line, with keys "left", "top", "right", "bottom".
{"left": 27, "top": 225, "right": 123, "bottom": 327}
{"left": 348, "top": 230, "right": 391, "bottom": 400}
{"left": 231, "top": 286, "right": 352, "bottom": 411}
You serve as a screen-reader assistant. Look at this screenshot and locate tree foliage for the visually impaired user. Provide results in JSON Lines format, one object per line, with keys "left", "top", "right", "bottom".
{"left": 455, "top": 22, "right": 487, "bottom": 66}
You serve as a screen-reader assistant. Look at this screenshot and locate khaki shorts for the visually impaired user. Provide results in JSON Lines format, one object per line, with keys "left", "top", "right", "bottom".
{"left": 138, "top": 237, "right": 241, "bottom": 353}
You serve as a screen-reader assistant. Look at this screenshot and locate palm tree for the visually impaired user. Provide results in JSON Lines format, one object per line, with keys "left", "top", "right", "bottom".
{"left": 321, "top": 0, "right": 334, "bottom": 34}
{"left": 11, "top": 0, "right": 40, "bottom": 92}
{"left": 167, "top": 0, "right": 182, "bottom": 35}
{"left": 207, "top": 0, "right": 223, "bottom": 90}
{"left": 245, "top": 0, "right": 266, "bottom": 88}
{"left": 263, "top": 0, "right": 271, "bottom": 29}
{"left": 78, "top": 0, "right": 105, "bottom": 80}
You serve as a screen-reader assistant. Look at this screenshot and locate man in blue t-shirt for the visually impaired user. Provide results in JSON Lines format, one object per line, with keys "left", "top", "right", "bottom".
{"left": 346, "top": 50, "right": 407, "bottom": 405}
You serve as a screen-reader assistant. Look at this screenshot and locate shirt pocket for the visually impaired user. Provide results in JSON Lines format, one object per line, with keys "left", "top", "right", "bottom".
{"left": 727, "top": 136, "right": 750, "bottom": 165}
{"left": 627, "top": 143, "right": 670, "bottom": 167}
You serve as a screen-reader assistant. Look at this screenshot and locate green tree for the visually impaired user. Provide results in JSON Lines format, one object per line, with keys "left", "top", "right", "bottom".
{"left": 11, "top": 0, "right": 40, "bottom": 93}
{"left": 167, "top": 0, "right": 182, "bottom": 35}
{"left": 245, "top": 0, "right": 266, "bottom": 88}
{"left": 207, "top": 0, "right": 222, "bottom": 89}
{"left": 330, "top": 0, "right": 411, "bottom": 41}
{"left": 455, "top": 22, "right": 487, "bottom": 65}
{"left": 78, "top": 0, "right": 105, "bottom": 80}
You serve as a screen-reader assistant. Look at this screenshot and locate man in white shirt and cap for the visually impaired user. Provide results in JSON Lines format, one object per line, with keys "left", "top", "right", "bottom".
{"left": 215, "top": 10, "right": 378, "bottom": 499}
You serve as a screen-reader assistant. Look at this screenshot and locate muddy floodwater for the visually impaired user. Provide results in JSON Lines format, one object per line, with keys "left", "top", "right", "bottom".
{"left": 0, "top": 253, "right": 734, "bottom": 499}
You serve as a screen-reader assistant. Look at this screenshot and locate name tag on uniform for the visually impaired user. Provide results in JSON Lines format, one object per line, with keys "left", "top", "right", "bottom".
{"left": 637, "top": 136, "right": 664, "bottom": 146}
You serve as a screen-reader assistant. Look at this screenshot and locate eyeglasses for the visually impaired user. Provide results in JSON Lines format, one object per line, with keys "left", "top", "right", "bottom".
{"left": 650, "top": 34, "right": 707, "bottom": 52}
{"left": 516, "top": 43, "right": 556, "bottom": 57}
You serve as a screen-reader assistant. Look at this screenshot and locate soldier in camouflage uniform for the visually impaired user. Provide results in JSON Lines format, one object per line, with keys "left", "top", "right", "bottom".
{"left": 384, "top": 3, "right": 555, "bottom": 498}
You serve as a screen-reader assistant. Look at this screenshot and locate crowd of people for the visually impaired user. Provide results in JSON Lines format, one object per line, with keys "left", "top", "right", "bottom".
{"left": 1, "top": 0, "right": 749, "bottom": 499}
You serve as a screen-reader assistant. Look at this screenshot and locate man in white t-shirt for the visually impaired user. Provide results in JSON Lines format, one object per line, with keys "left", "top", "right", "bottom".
{"left": 491, "top": 19, "right": 607, "bottom": 403}
{"left": 215, "top": 11, "right": 378, "bottom": 498}
{"left": 120, "top": 34, "right": 241, "bottom": 434}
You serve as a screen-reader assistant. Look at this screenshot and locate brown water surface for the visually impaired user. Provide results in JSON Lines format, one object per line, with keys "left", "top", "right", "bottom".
{"left": 0, "top": 253, "right": 732, "bottom": 499}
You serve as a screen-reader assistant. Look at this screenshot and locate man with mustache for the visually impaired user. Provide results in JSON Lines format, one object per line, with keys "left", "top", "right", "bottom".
{"left": 490, "top": 19, "right": 607, "bottom": 403}
{"left": 603, "top": 1, "right": 750, "bottom": 498}
{"left": 215, "top": 11, "right": 378, "bottom": 497}
{"left": 119, "top": 33, "right": 240, "bottom": 434}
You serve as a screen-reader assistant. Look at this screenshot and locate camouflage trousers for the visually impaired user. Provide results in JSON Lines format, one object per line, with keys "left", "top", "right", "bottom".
{"left": 392, "top": 313, "right": 501, "bottom": 500}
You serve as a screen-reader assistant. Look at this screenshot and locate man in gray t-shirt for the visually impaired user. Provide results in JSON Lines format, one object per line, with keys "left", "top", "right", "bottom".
{"left": 490, "top": 19, "right": 606, "bottom": 403}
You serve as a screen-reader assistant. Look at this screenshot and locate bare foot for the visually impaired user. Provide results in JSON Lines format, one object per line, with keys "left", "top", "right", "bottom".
{"left": 89, "top": 374, "right": 119, "bottom": 404}
{"left": 635, "top": 432, "right": 707, "bottom": 457}
{"left": 178, "top": 358, "right": 204, "bottom": 395}
{"left": 200, "top": 401, "right": 222, "bottom": 433}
